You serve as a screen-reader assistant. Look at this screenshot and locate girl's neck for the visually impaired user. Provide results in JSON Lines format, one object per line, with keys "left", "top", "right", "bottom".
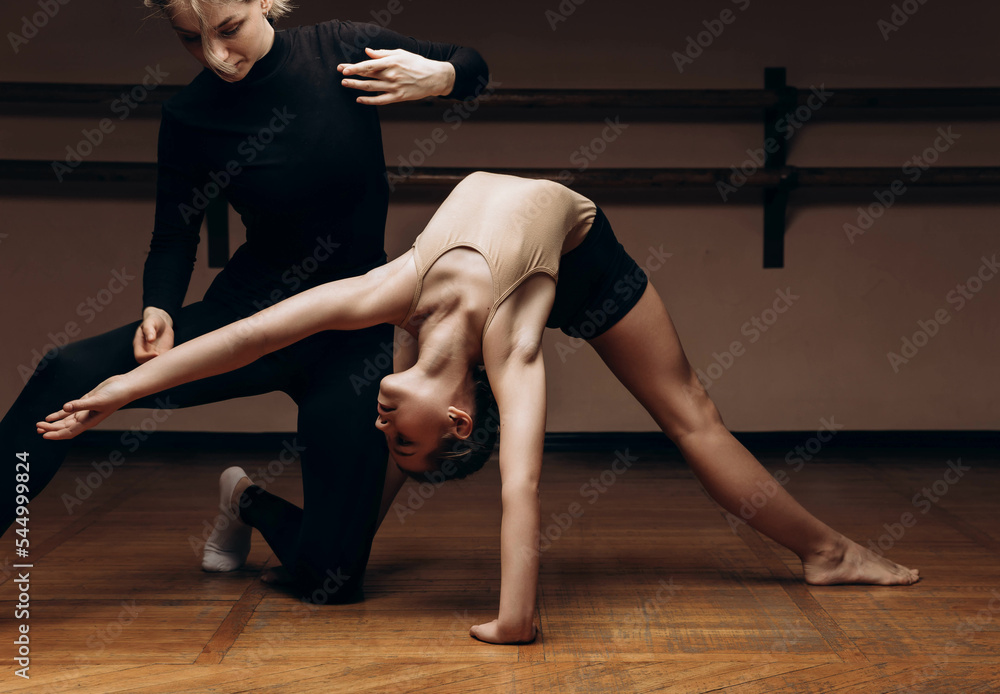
{"left": 414, "top": 303, "right": 482, "bottom": 381}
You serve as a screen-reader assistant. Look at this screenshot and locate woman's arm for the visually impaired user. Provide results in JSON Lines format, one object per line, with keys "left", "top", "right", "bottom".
{"left": 144, "top": 106, "right": 208, "bottom": 327}
{"left": 131, "top": 107, "right": 207, "bottom": 364}
{"left": 323, "top": 20, "right": 490, "bottom": 105}
{"left": 37, "top": 253, "right": 417, "bottom": 440}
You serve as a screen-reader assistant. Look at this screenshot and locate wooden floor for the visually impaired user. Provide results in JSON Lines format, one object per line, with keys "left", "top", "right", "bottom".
{"left": 1, "top": 444, "right": 998, "bottom": 693}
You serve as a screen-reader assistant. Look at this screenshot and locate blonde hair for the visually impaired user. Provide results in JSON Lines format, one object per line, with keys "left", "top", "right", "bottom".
{"left": 144, "top": 0, "right": 295, "bottom": 77}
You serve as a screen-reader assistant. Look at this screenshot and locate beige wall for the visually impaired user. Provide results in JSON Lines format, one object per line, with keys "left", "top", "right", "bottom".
{"left": 1, "top": 0, "right": 998, "bottom": 433}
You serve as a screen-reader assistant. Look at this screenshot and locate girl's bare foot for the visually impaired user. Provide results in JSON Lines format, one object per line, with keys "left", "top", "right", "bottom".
{"left": 802, "top": 535, "right": 920, "bottom": 586}
{"left": 261, "top": 566, "right": 293, "bottom": 585}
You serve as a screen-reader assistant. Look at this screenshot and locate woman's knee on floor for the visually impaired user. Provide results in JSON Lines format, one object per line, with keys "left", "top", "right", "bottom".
{"left": 292, "top": 558, "right": 367, "bottom": 605}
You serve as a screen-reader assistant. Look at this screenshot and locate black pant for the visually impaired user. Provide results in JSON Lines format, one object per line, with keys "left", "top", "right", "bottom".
{"left": 546, "top": 205, "right": 649, "bottom": 339}
{"left": 1, "top": 299, "right": 392, "bottom": 602}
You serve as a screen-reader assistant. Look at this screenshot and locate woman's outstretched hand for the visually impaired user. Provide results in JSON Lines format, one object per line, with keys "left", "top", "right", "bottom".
{"left": 134, "top": 307, "right": 174, "bottom": 364}
{"left": 338, "top": 47, "right": 456, "bottom": 105}
{"left": 35, "top": 375, "right": 134, "bottom": 440}
{"left": 469, "top": 619, "right": 537, "bottom": 645}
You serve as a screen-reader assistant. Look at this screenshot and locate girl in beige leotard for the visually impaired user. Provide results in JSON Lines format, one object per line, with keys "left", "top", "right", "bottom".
{"left": 37, "top": 171, "right": 920, "bottom": 645}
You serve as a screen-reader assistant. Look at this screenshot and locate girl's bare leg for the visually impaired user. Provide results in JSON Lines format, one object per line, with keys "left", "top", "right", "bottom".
{"left": 586, "top": 284, "right": 918, "bottom": 585}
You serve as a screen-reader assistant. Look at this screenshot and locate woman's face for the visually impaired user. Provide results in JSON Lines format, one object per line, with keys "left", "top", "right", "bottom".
{"left": 375, "top": 371, "right": 456, "bottom": 473}
{"left": 169, "top": 1, "right": 273, "bottom": 81}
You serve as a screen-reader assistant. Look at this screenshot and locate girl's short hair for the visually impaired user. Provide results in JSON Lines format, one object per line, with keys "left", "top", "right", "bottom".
{"left": 437, "top": 366, "right": 500, "bottom": 479}
{"left": 404, "top": 366, "right": 499, "bottom": 484}
{"left": 144, "top": 0, "right": 295, "bottom": 77}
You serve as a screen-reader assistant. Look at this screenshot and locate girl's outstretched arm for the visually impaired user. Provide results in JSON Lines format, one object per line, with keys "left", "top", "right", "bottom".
{"left": 36, "top": 253, "right": 416, "bottom": 440}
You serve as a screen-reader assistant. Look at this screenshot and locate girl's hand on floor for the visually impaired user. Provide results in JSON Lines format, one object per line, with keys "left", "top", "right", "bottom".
{"left": 35, "top": 375, "right": 133, "bottom": 440}
{"left": 469, "top": 618, "right": 537, "bottom": 645}
{"left": 134, "top": 308, "right": 174, "bottom": 364}
{"left": 338, "top": 47, "right": 455, "bottom": 105}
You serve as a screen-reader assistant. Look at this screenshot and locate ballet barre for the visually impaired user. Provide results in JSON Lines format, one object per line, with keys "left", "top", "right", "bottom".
{"left": 3, "top": 68, "right": 999, "bottom": 268}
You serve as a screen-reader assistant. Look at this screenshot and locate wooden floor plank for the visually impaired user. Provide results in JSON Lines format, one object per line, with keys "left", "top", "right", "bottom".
{"left": 0, "top": 450, "right": 996, "bottom": 692}
{"left": 729, "top": 516, "right": 870, "bottom": 664}
{"left": 196, "top": 560, "right": 275, "bottom": 664}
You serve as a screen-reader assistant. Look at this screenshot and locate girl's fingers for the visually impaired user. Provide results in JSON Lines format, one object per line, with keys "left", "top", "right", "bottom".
{"left": 66, "top": 396, "right": 102, "bottom": 413}
{"left": 44, "top": 408, "right": 70, "bottom": 422}
{"left": 37, "top": 412, "right": 92, "bottom": 439}
{"left": 45, "top": 400, "right": 86, "bottom": 421}
{"left": 37, "top": 415, "right": 71, "bottom": 430}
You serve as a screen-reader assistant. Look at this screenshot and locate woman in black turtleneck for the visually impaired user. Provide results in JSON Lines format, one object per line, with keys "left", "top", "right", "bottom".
{"left": 1, "top": 0, "right": 488, "bottom": 603}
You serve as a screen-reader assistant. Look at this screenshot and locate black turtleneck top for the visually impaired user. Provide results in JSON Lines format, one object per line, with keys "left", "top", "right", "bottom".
{"left": 144, "top": 19, "right": 489, "bottom": 321}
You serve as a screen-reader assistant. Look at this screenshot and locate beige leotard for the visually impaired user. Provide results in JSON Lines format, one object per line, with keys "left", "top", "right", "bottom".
{"left": 402, "top": 172, "right": 598, "bottom": 340}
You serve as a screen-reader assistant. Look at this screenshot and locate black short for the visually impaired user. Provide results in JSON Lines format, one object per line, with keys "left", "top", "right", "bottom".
{"left": 546, "top": 205, "right": 648, "bottom": 339}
